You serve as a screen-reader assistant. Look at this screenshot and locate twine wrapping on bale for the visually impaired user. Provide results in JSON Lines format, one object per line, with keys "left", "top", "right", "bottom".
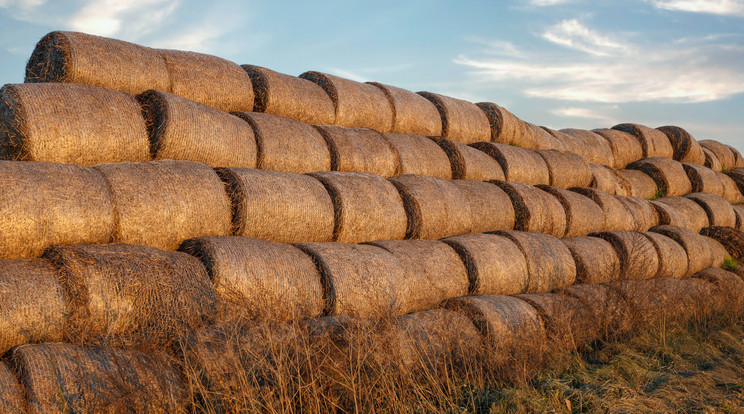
{"left": 1, "top": 83, "right": 150, "bottom": 165}
{"left": 614, "top": 195, "right": 659, "bottom": 231}
{"left": 685, "top": 193, "right": 737, "bottom": 228}
{"left": 241, "top": 64, "right": 336, "bottom": 125}
{"left": 616, "top": 169, "right": 658, "bottom": 199}
{"left": 430, "top": 137, "right": 505, "bottom": 181}
{"left": 179, "top": 236, "right": 325, "bottom": 321}
{"left": 592, "top": 231, "right": 660, "bottom": 280}
{"left": 218, "top": 168, "right": 334, "bottom": 243}
{"left": 0, "top": 161, "right": 114, "bottom": 259}
{"left": 494, "top": 181, "right": 568, "bottom": 238}
{"left": 384, "top": 133, "right": 452, "bottom": 179}
{"left": 700, "top": 140, "right": 736, "bottom": 171}
{"left": 653, "top": 196, "right": 709, "bottom": 233}
{"left": 300, "top": 71, "right": 393, "bottom": 132}
{"left": 650, "top": 225, "right": 715, "bottom": 277}
{"left": 308, "top": 171, "right": 407, "bottom": 243}
{"left": 0, "top": 361, "right": 24, "bottom": 413}
{"left": 733, "top": 205, "right": 744, "bottom": 230}
{"left": 232, "top": 111, "right": 331, "bottom": 173}
{"left": 561, "top": 237, "right": 621, "bottom": 284}
{"left": 368, "top": 83, "right": 442, "bottom": 136}
{"left": 558, "top": 283, "right": 633, "bottom": 340}
{"left": 612, "top": 123, "right": 674, "bottom": 159}
{"left": 95, "top": 160, "right": 232, "bottom": 251}
{"left": 137, "top": 90, "right": 258, "bottom": 168}
{"left": 471, "top": 142, "right": 550, "bottom": 185}
{"left": 570, "top": 187, "right": 635, "bottom": 232}
{"left": 703, "top": 236, "right": 729, "bottom": 268}
{"left": 315, "top": 125, "right": 399, "bottom": 177}
{"left": 451, "top": 180, "right": 516, "bottom": 233}
{"left": 592, "top": 128, "right": 645, "bottom": 169}
{"left": 642, "top": 231, "right": 688, "bottom": 279}
{"left": 538, "top": 186, "right": 606, "bottom": 237}
{"left": 476, "top": 102, "right": 534, "bottom": 148}
{"left": 417, "top": 92, "right": 491, "bottom": 144}
{"left": 588, "top": 163, "right": 632, "bottom": 196}
{"left": 534, "top": 149, "right": 592, "bottom": 189}
{"left": 650, "top": 200, "right": 691, "bottom": 230}
{"left": 560, "top": 128, "right": 615, "bottom": 167}
{"left": 514, "top": 292, "right": 597, "bottom": 346}
{"left": 682, "top": 162, "right": 724, "bottom": 195}
{"left": 717, "top": 172, "right": 744, "bottom": 204}
{"left": 657, "top": 125, "right": 706, "bottom": 165}
{"left": 25, "top": 31, "right": 170, "bottom": 96}
{"left": 703, "top": 147, "right": 723, "bottom": 172}
{"left": 528, "top": 125, "right": 566, "bottom": 151}
{"left": 627, "top": 157, "right": 692, "bottom": 198}
{"left": 700, "top": 226, "right": 744, "bottom": 261}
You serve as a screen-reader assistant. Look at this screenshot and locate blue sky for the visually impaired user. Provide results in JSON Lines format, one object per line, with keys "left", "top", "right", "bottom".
{"left": 1, "top": 0, "right": 743, "bottom": 147}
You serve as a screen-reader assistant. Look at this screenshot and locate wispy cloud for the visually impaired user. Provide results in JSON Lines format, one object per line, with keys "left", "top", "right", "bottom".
{"left": 526, "top": 0, "right": 575, "bottom": 6}
{"left": 68, "top": 0, "right": 178, "bottom": 37}
{"left": 648, "top": 0, "right": 744, "bottom": 17}
{"left": 542, "top": 19, "right": 627, "bottom": 56}
{"left": 551, "top": 106, "right": 616, "bottom": 122}
{"left": 465, "top": 36, "right": 528, "bottom": 58}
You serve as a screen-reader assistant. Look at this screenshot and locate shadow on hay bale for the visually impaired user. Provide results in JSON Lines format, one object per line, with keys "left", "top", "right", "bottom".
{"left": 642, "top": 231, "right": 688, "bottom": 279}
{"left": 537, "top": 185, "right": 606, "bottom": 237}
{"left": 683, "top": 162, "right": 724, "bottom": 196}
{"left": 649, "top": 200, "right": 691, "bottom": 231}
{"left": 702, "top": 147, "right": 723, "bottom": 172}
{"left": 700, "top": 226, "right": 744, "bottom": 261}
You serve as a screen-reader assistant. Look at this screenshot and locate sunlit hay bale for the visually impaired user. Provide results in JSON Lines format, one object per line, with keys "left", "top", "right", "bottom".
{"left": 315, "top": 125, "right": 399, "bottom": 177}
{"left": 717, "top": 172, "right": 744, "bottom": 204}
{"left": 384, "top": 133, "right": 452, "bottom": 179}
{"left": 627, "top": 157, "right": 692, "bottom": 197}
{"left": 592, "top": 128, "right": 645, "bottom": 169}
{"left": 703, "top": 147, "right": 723, "bottom": 172}
{"left": 700, "top": 226, "right": 744, "bottom": 261}
{"left": 0, "top": 259, "right": 68, "bottom": 354}
{"left": 471, "top": 142, "right": 550, "bottom": 185}
{"left": 614, "top": 195, "right": 659, "bottom": 231}
{"left": 616, "top": 169, "right": 658, "bottom": 199}
{"left": 693, "top": 267, "right": 744, "bottom": 314}
{"left": 700, "top": 140, "right": 736, "bottom": 171}
{"left": 649, "top": 200, "right": 691, "bottom": 230}
{"left": 649, "top": 225, "right": 715, "bottom": 277}
{"left": 368, "top": 83, "right": 442, "bottom": 136}
{"left": 232, "top": 111, "right": 331, "bottom": 173}
{"left": 538, "top": 186, "right": 605, "bottom": 237}
{"left": 389, "top": 174, "right": 472, "bottom": 240}
{"left": 733, "top": 205, "right": 744, "bottom": 231}
{"left": 727, "top": 144, "right": 744, "bottom": 168}
{"left": 25, "top": 31, "right": 169, "bottom": 96}
{"left": 514, "top": 292, "right": 597, "bottom": 348}
{"left": 13, "top": 343, "right": 185, "bottom": 414}
{"left": 558, "top": 283, "right": 633, "bottom": 340}
{"left": 1, "top": 83, "right": 149, "bottom": 165}
{"left": 417, "top": 92, "right": 490, "bottom": 144}
{"left": 559, "top": 128, "right": 615, "bottom": 167}
{"left": 0, "top": 161, "right": 114, "bottom": 260}
{"left": 242, "top": 64, "right": 336, "bottom": 125}
{"left": 561, "top": 236, "right": 621, "bottom": 284}
{"left": 653, "top": 196, "right": 710, "bottom": 233}
{"left": 137, "top": 90, "right": 258, "bottom": 168}
{"left": 682, "top": 162, "right": 724, "bottom": 195}
{"left": 588, "top": 163, "right": 632, "bottom": 196}
{"left": 430, "top": 137, "right": 505, "bottom": 181}
{"left": 179, "top": 236, "right": 325, "bottom": 321}
{"left": 527, "top": 124, "right": 567, "bottom": 150}
{"left": 591, "top": 231, "right": 660, "bottom": 280}
{"left": 451, "top": 180, "right": 516, "bottom": 233}
{"left": 685, "top": 192, "right": 736, "bottom": 228}
{"left": 571, "top": 187, "right": 635, "bottom": 232}
{"left": 703, "top": 235, "right": 730, "bottom": 268}
{"left": 442, "top": 233, "right": 529, "bottom": 295}
{"left": 95, "top": 160, "right": 232, "bottom": 251}
{"left": 300, "top": 71, "right": 393, "bottom": 131}
{"left": 494, "top": 181, "right": 568, "bottom": 238}
{"left": 0, "top": 361, "right": 24, "bottom": 413}
{"left": 656, "top": 125, "right": 706, "bottom": 165}
{"left": 157, "top": 49, "right": 253, "bottom": 112}
{"left": 534, "top": 149, "right": 592, "bottom": 189}
{"left": 642, "top": 231, "right": 688, "bottom": 278}
{"left": 309, "top": 171, "right": 407, "bottom": 243}
{"left": 612, "top": 123, "right": 674, "bottom": 159}
{"left": 476, "top": 102, "right": 535, "bottom": 148}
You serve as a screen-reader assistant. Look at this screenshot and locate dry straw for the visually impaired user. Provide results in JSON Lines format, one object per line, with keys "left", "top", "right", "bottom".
{"left": 417, "top": 92, "right": 491, "bottom": 144}
{"left": 703, "top": 147, "right": 723, "bottom": 172}
{"left": 368, "top": 83, "right": 442, "bottom": 136}
{"left": 685, "top": 192, "right": 736, "bottom": 228}
{"left": 514, "top": 292, "right": 596, "bottom": 346}
{"left": 656, "top": 125, "right": 706, "bottom": 165}
{"left": 0, "top": 362, "right": 24, "bottom": 413}
{"left": 560, "top": 128, "right": 615, "bottom": 167}
{"left": 476, "top": 102, "right": 535, "bottom": 148}
{"left": 218, "top": 168, "right": 334, "bottom": 243}
{"left": 652, "top": 196, "right": 709, "bottom": 233}
{"left": 694, "top": 268, "right": 744, "bottom": 312}
{"left": 733, "top": 205, "right": 744, "bottom": 230}
{"left": 315, "top": 125, "right": 399, "bottom": 177}
{"left": 612, "top": 123, "right": 674, "bottom": 158}
{"left": 137, "top": 90, "right": 258, "bottom": 168}
{"left": 494, "top": 181, "right": 568, "bottom": 238}
{"left": 472, "top": 142, "right": 550, "bottom": 185}
{"left": 592, "top": 231, "right": 660, "bottom": 280}
{"left": 725, "top": 167, "right": 744, "bottom": 193}
{"left": 538, "top": 186, "right": 606, "bottom": 237}
{"left": 700, "top": 140, "right": 736, "bottom": 171}
{"left": 649, "top": 200, "right": 691, "bottom": 230}
{"left": 717, "top": 172, "right": 744, "bottom": 204}
{"left": 233, "top": 111, "right": 331, "bottom": 173}
{"left": 682, "top": 162, "right": 724, "bottom": 195}
{"left": 627, "top": 157, "right": 692, "bottom": 197}
{"left": 535, "top": 149, "right": 592, "bottom": 189}
{"left": 700, "top": 226, "right": 744, "bottom": 261}
{"left": 300, "top": 71, "right": 393, "bottom": 132}
{"left": 527, "top": 124, "right": 566, "bottom": 150}
{"left": 1, "top": 83, "right": 149, "bottom": 165}
{"left": 570, "top": 187, "right": 635, "bottom": 232}
{"left": 588, "top": 163, "right": 632, "bottom": 196}
{"left": 561, "top": 236, "right": 621, "bottom": 284}
{"left": 0, "top": 161, "right": 114, "bottom": 259}
{"left": 727, "top": 144, "right": 744, "bottom": 168}
{"left": 384, "top": 133, "right": 452, "bottom": 179}
{"left": 241, "top": 64, "right": 336, "bottom": 125}
{"left": 642, "top": 231, "right": 688, "bottom": 278}
{"left": 558, "top": 283, "right": 633, "bottom": 340}
{"left": 95, "top": 160, "right": 232, "bottom": 251}
{"left": 451, "top": 180, "right": 516, "bottom": 233}
{"left": 592, "top": 128, "right": 644, "bottom": 169}
{"left": 650, "top": 225, "right": 715, "bottom": 277}
{"left": 704, "top": 236, "right": 730, "bottom": 268}
{"left": 443, "top": 295, "right": 545, "bottom": 345}
{"left": 615, "top": 195, "right": 659, "bottom": 231}
{"left": 430, "top": 137, "right": 505, "bottom": 181}
{"left": 616, "top": 169, "right": 658, "bottom": 199}
{"left": 25, "top": 31, "right": 170, "bottom": 96}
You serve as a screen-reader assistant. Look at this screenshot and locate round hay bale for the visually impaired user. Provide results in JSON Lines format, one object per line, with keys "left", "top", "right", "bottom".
{"left": 733, "top": 205, "right": 744, "bottom": 230}
{"left": 570, "top": 187, "right": 635, "bottom": 232}
{"left": 13, "top": 343, "right": 185, "bottom": 414}
{"left": 560, "top": 128, "right": 615, "bottom": 167}
{"left": 308, "top": 171, "right": 407, "bottom": 243}
{"left": 703, "top": 235, "right": 730, "bottom": 268}
{"left": 650, "top": 225, "right": 714, "bottom": 277}
{"left": 642, "top": 231, "right": 688, "bottom": 278}
{"left": 0, "top": 361, "right": 24, "bottom": 413}
{"left": 693, "top": 267, "right": 744, "bottom": 312}
{"left": 494, "top": 181, "right": 568, "bottom": 238}
{"left": 700, "top": 226, "right": 744, "bottom": 261}
{"left": 558, "top": 283, "right": 633, "bottom": 339}
{"left": 703, "top": 147, "right": 723, "bottom": 172}
{"left": 476, "top": 102, "right": 534, "bottom": 148}
{"left": 592, "top": 231, "right": 660, "bottom": 280}
{"left": 700, "top": 140, "right": 736, "bottom": 171}
{"left": 682, "top": 162, "right": 724, "bottom": 195}
{"left": 451, "top": 180, "right": 516, "bottom": 233}
{"left": 615, "top": 195, "right": 659, "bottom": 231}
{"left": 538, "top": 185, "right": 605, "bottom": 237}
{"left": 653, "top": 196, "right": 709, "bottom": 233}
{"left": 137, "top": 90, "right": 258, "bottom": 168}
{"left": 443, "top": 295, "right": 545, "bottom": 345}
{"left": 656, "top": 125, "right": 706, "bottom": 165}
{"left": 616, "top": 169, "right": 658, "bottom": 199}
{"left": 627, "top": 157, "right": 692, "bottom": 197}
{"left": 0, "top": 161, "right": 114, "bottom": 259}
{"left": 494, "top": 230, "right": 577, "bottom": 292}
{"left": 717, "top": 172, "right": 744, "bottom": 204}
{"left": 609, "top": 277, "right": 706, "bottom": 327}
{"left": 588, "top": 163, "right": 632, "bottom": 196}
{"left": 430, "top": 137, "right": 505, "bottom": 181}
{"left": 592, "top": 128, "right": 645, "bottom": 169}
{"left": 612, "top": 123, "right": 674, "bottom": 159}
{"left": 685, "top": 193, "right": 736, "bottom": 228}
{"left": 528, "top": 124, "right": 566, "bottom": 150}
{"left": 561, "top": 236, "right": 621, "bottom": 284}
{"left": 534, "top": 149, "right": 592, "bottom": 189}
{"left": 368, "top": 83, "right": 442, "bottom": 136}
{"left": 179, "top": 236, "right": 324, "bottom": 321}
{"left": 417, "top": 91, "right": 491, "bottom": 143}
{"left": 471, "top": 142, "right": 550, "bottom": 185}
{"left": 158, "top": 49, "right": 254, "bottom": 112}
{"left": 218, "top": 168, "right": 334, "bottom": 243}
{"left": 384, "top": 133, "right": 452, "bottom": 179}
{"left": 95, "top": 160, "right": 232, "bottom": 251}
{"left": 1, "top": 83, "right": 149, "bottom": 165}
{"left": 442, "top": 233, "right": 529, "bottom": 295}
{"left": 300, "top": 71, "right": 393, "bottom": 132}
{"left": 725, "top": 167, "right": 744, "bottom": 191}
{"left": 727, "top": 144, "right": 744, "bottom": 168}
{"left": 242, "top": 64, "right": 336, "bottom": 125}
{"left": 25, "top": 31, "right": 170, "bottom": 96}
{"left": 514, "top": 292, "right": 596, "bottom": 346}
{"left": 232, "top": 111, "right": 331, "bottom": 173}
{"left": 315, "top": 125, "right": 399, "bottom": 177}
{"left": 390, "top": 174, "right": 471, "bottom": 239}
{"left": 45, "top": 243, "right": 216, "bottom": 346}
{"left": 649, "top": 200, "right": 691, "bottom": 230}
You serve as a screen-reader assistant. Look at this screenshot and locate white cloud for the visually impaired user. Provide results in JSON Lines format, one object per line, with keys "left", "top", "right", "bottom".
{"left": 649, "top": 0, "right": 744, "bottom": 17}
{"left": 68, "top": 0, "right": 178, "bottom": 38}
{"left": 465, "top": 36, "right": 528, "bottom": 58}
{"left": 542, "top": 19, "right": 627, "bottom": 56}
{"left": 551, "top": 107, "right": 616, "bottom": 121}
{"left": 527, "top": 0, "right": 574, "bottom": 5}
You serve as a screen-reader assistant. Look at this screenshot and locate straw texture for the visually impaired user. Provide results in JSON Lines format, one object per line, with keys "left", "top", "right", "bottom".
{"left": 733, "top": 205, "right": 744, "bottom": 230}
{"left": 650, "top": 200, "right": 691, "bottom": 230}
{"left": 650, "top": 225, "right": 715, "bottom": 277}
{"left": 570, "top": 187, "right": 635, "bottom": 232}
{"left": 417, "top": 92, "right": 491, "bottom": 144}
{"left": 529, "top": 125, "right": 566, "bottom": 151}
{"left": 653, "top": 196, "right": 709, "bottom": 233}
{"left": 703, "top": 148, "right": 723, "bottom": 172}
{"left": 514, "top": 292, "right": 597, "bottom": 345}
{"left": 384, "top": 133, "right": 452, "bottom": 179}
{"left": 657, "top": 125, "right": 705, "bottom": 165}
{"left": 705, "top": 236, "right": 730, "bottom": 268}
{"left": 561, "top": 236, "right": 621, "bottom": 284}
{"left": 560, "top": 128, "right": 615, "bottom": 167}
{"left": 615, "top": 195, "right": 659, "bottom": 231}
{"left": 700, "top": 226, "right": 744, "bottom": 261}
{"left": 559, "top": 283, "right": 634, "bottom": 340}
{"left": 612, "top": 123, "right": 674, "bottom": 158}
{"left": 725, "top": 168, "right": 744, "bottom": 193}
{"left": 728, "top": 145, "right": 744, "bottom": 168}
{"left": 431, "top": 137, "right": 505, "bottom": 181}
{"left": 685, "top": 193, "right": 736, "bottom": 228}
{"left": 683, "top": 162, "right": 724, "bottom": 195}
{"left": 368, "top": 83, "right": 442, "bottom": 136}
{"left": 494, "top": 181, "right": 568, "bottom": 238}
{"left": 592, "top": 231, "right": 660, "bottom": 280}
{"left": 717, "top": 172, "right": 744, "bottom": 204}
{"left": 535, "top": 149, "right": 592, "bottom": 189}
{"left": 589, "top": 163, "right": 632, "bottom": 196}
{"left": 472, "top": 142, "right": 550, "bottom": 185}
{"left": 315, "top": 125, "right": 399, "bottom": 177}
{"left": 538, "top": 186, "right": 606, "bottom": 237}
{"left": 451, "top": 180, "right": 516, "bottom": 233}
{"left": 627, "top": 157, "right": 692, "bottom": 197}
{"left": 443, "top": 295, "right": 545, "bottom": 344}
{"left": 476, "top": 102, "right": 534, "bottom": 148}
{"left": 700, "top": 140, "right": 736, "bottom": 171}
{"left": 642, "top": 231, "right": 688, "bottom": 279}
{"left": 592, "top": 128, "right": 644, "bottom": 169}
{"left": 0, "top": 361, "right": 24, "bottom": 414}
{"left": 616, "top": 169, "right": 658, "bottom": 199}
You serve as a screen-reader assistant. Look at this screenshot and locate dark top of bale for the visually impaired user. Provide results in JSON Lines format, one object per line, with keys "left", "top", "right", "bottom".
{"left": 682, "top": 162, "right": 724, "bottom": 195}
{"left": 493, "top": 181, "right": 568, "bottom": 238}
{"left": 315, "top": 125, "right": 399, "bottom": 177}
{"left": 717, "top": 172, "right": 744, "bottom": 204}
{"left": 451, "top": 180, "right": 516, "bottom": 233}
{"left": 649, "top": 200, "right": 691, "bottom": 230}
{"left": 703, "top": 236, "right": 729, "bottom": 268}
{"left": 612, "top": 123, "right": 674, "bottom": 159}
{"left": 642, "top": 231, "right": 688, "bottom": 279}
{"left": 0, "top": 161, "right": 114, "bottom": 259}
{"left": 25, "top": 31, "right": 170, "bottom": 96}
{"left": 616, "top": 169, "right": 658, "bottom": 199}
{"left": 476, "top": 102, "right": 535, "bottom": 148}
{"left": 528, "top": 125, "right": 567, "bottom": 151}
{"left": 560, "top": 128, "right": 615, "bottom": 167}
{"left": 570, "top": 187, "right": 635, "bottom": 232}
{"left": 217, "top": 168, "right": 334, "bottom": 243}
{"left": 684, "top": 193, "right": 736, "bottom": 228}
{"left": 417, "top": 91, "right": 491, "bottom": 144}
{"left": 650, "top": 225, "right": 715, "bottom": 277}
{"left": 615, "top": 195, "right": 660, "bottom": 231}
{"left": 588, "top": 163, "right": 632, "bottom": 196}
{"left": 242, "top": 64, "right": 336, "bottom": 125}
{"left": 699, "top": 226, "right": 743, "bottom": 260}
{"left": 0, "top": 361, "right": 24, "bottom": 414}
{"left": 1, "top": 83, "right": 149, "bottom": 165}
{"left": 700, "top": 140, "right": 736, "bottom": 171}
{"left": 702, "top": 147, "right": 723, "bottom": 172}
{"left": 591, "top": 231, "right": 660, "bottom": 280}
{"left": 431, "top": 137, "right": 505, "bottom": 181}
{"left": 442, "top": 233, "right": 529, "bottom": 295}
{"left": 232, "top": 111, "right": 331, "bottom": 173}
{"left": 384, "top": 133, "right": 452, "bottom": 179}
{"left": 137, "top": 90, "right": 258, "bottom": 168}
{"left": 561, "top": 236, "right": 621, "bottom": 284}
{"left": 538, "top": 186, "right": 606, "bottom": 237}
{"left": 627, "top": 157, "right": 692, "bottom": 197}
{"left": 592, "top": 128, "right": 645, "bottom": 169}
{"left": 179, "top": 236, "right": 324, "bottom": 321}
{"left": 309, "top": 171, "right": 407, "bottom": 243}
{"left": 300, "top": 71, "right": 393, "bottom": 132}
{"left": 733, "top": 205, "right": 744, "bottom": 230}
{"left": 653, "top": 196, "right": 709, "bottom": 233}
{"left": 443, "top": 295, "right": 545, "bottom": 345}
{"left": 368, "top": 83, "right": 442, "bottom": 136}
{"left": 95, "top": 160, "right": 232, "bottom": 251}
{"left": 656, "top": 125, "right": 706, "bottom": 165}
{"left": 390, "top": 174, "right": 472, "bottom": 240}
{"left": 535, "top": 149, "right": 593, "bottom": 189}
{"left": 471, "top": 142, "right": 550, "bottom": 185}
